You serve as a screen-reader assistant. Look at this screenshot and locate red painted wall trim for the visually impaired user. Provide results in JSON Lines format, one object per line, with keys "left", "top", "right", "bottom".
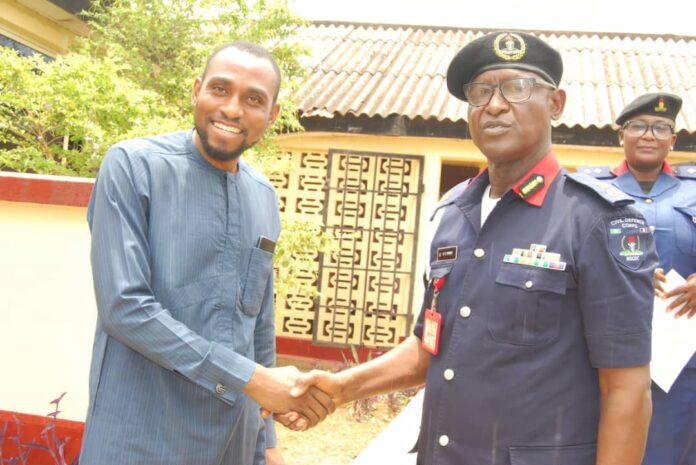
{"left": 0, "top": 410, "right": 83, "bottom": 464}
{"left": 276, "top": 336, "right": 384, "bottom": 363}
{"left": 0, "top": 172, "right": 93, "bottom": 207}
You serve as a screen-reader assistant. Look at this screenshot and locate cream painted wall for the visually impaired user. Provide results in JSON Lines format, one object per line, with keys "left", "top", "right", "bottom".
{"left": 0, "top": 201, "right": 95, "bottom": 421}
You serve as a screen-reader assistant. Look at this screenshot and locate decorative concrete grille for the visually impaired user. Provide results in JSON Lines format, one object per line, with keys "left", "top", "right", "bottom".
{"left": 271, "top": 149, "right": 424, "bottom": 348}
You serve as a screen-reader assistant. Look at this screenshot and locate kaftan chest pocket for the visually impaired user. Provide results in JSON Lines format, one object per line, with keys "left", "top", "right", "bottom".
{"left": 488, "top": 263, "right": 568, "bottom": 346}
{"left": 674, "top": 206, "right": 696, "bottom": 255}
{"left": 241, "top": 247, "right": 274, "bottom": 316}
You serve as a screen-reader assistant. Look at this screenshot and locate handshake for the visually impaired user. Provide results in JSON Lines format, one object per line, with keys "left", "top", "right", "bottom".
{"left": 244, "top": 365, "right": 345, "bottom": 431}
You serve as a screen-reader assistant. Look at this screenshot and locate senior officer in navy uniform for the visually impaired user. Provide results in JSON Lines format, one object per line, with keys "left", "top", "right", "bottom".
{"left": 286, "top": 32, "right": 658, "bottom": 465}
{"left": 579, "top": 93, "right": 696, "bottom": 465}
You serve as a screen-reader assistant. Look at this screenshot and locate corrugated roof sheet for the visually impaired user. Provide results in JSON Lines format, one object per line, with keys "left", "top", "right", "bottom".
{"left": 294, "top": 23, "right": 696, "bottom": 133}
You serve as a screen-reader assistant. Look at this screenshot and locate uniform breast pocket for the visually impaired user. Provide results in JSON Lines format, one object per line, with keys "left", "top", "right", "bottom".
{"left": 488, "top": 263, "right": 568, "bottom": 346}
{"left": 674, "top": 206, "right": 696, "bottom": 255}
{"left": 241, "top": 247, "right": 274, "bottom": 316}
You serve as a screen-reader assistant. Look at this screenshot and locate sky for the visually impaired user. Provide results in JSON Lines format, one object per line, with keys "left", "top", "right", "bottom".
{"left": 290, "top": 0, "right": 694, "bottom": 36}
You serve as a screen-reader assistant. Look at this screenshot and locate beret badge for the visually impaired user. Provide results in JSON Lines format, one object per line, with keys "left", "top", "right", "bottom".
{"left": 493, "top": 33, "right": 526, "bottom": 61}
{"left": 655, "top": 96, "right": 668, "bottom": 113}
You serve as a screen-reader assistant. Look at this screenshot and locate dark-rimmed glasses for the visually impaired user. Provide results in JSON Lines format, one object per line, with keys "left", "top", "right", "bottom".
{"left": 463, "top": 77, "right": 557, "bottom": 107}
{"left": 622, "top": 120, "right": 674, "bottom": 140}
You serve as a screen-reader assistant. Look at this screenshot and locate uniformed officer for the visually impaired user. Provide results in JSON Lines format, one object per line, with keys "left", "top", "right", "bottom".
{"left": 579, "top": 93, "right": 696, "bottom": 465}
{"left": 288, "top": 32, "right": 658, "bottom": 465}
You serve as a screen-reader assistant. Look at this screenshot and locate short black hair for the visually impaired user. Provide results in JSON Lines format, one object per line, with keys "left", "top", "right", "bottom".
{"left": 201, "top": 40, "right": 282, "bottom": 103}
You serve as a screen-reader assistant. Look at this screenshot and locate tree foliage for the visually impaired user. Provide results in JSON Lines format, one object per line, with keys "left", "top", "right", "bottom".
{"left": 0, "top": 0, "right": 332, "bottom": 296}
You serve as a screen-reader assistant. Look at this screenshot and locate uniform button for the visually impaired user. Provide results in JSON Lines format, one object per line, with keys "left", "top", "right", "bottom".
{"left": 215, "top": 383, "right": 225, "bottom": 395}
{"left": 439, "top": 435, "right": 450, "bottom": 447}
{"left": 649, "top": 225, "right": 656, "bottom": 233}
{"left": 473, "top": 248, "right": 485, "bottom": 258}
{"left": 443, "top": 369, "right": 455, "bottom": 381}
{"left": 459, "top": 306, "right": 471, "bottom": 318}
{"left": 525, "top": 280, "right": 533, "bottom": 289}
{"left": 645, "top": 198, "right": 653, "bottom": 204}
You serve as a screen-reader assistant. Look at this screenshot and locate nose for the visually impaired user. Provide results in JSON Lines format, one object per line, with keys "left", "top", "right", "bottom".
{"left": 484, "top": 87, "right": 510, "bottom": 115}
{"left": 219, "top": 94, "right": 243, "bottom": 119}
{"left": 640, "top": 125, "right": 656, "bottom": 140}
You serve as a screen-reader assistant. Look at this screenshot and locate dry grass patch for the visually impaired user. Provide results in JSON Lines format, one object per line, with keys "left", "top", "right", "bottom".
{"left": 275, "top": 392, "right": 416, "bottom": 465}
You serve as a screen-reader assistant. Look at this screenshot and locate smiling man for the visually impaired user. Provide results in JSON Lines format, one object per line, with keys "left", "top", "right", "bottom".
{"left": 289, "top": 32, "right": 658, "bottom": 465}
{"left": 79, "top": 41, "right": 333, "bottom": 465}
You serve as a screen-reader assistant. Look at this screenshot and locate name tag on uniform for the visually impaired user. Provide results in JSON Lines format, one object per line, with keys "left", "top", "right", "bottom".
{"left": 422, "top": 309, "right": 442, "bottom": 355}
{"left": 436, "top": 246, "right": 457, "bottom": 261}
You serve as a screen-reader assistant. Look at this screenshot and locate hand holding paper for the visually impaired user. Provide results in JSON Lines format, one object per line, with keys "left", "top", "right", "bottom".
{"left": 650, "top": 269, "right": 696, "bottom": 393}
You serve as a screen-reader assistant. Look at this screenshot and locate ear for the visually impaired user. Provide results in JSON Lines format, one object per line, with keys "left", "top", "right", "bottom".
{"left": 549, "top": 88, "right": 566, "bottom": 120}
{"left": 618, "top": 130, "right": 625, "bottom": 147}
{"left": 192, "top": 77, "right": 203, "bottom": 106}
{"left": 670, "top": 132, "right": 677, "bottom": 150}
{"left": 266, "top": 103, "right": 281, "bottom": 129}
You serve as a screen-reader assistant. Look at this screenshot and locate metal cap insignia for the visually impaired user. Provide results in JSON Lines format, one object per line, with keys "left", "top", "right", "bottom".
{"left": 493, "top": 33, "right": 526, "bottom": 61}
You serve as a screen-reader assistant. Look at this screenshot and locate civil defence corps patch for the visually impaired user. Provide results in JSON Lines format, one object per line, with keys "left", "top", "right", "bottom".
{"left": 607, "top": 216, "right": 653, "bottom": 270}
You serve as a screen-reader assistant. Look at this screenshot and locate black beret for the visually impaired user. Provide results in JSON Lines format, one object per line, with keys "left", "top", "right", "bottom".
{"left": 616, "top": 93, "right": 682, "bottom": 125}
{"left": 447, "top": 31, "right": 563, "bottom": 101}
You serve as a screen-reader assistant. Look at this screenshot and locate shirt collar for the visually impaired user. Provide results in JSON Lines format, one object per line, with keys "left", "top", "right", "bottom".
{"left": 510, "top": 152, "right": 561, "bottom": 207}
{"left": 611, "top": 160, "right": 675, "bottom": 177}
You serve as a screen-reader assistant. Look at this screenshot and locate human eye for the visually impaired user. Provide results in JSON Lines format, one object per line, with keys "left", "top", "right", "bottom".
{"left": 247, "top": 94, "right": 263, "bottom": 106}
{"left": 465, "top": 83, "right": 492, "bottom": 105}
{"left": 652, "top": 123, "right": 673, "bottom": 138}
{"left": 211, "top": 85, "right": 227, "bottom": 95}
{"left": 502, "top": 78, "right": 529, "bottom": 99}
{"left": 629, "top": 121, "right": 648, "bottom": 131}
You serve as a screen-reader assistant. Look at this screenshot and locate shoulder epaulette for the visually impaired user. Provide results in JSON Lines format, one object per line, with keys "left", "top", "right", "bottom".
{"left": 674, "top": 164, "right": 696, "bottom": 180}
{"left": 576, "top": 166, "right": 614, "bottom": 179}
{"left": 565, "top": 172, "right": 634, "bottom": 207}
{"left": 430, "top": 179, "right": 471, "bottom": 220}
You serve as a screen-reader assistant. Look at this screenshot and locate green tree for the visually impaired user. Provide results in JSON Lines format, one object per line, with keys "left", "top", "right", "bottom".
{"left": 0, "top": 0, "right": 332, "bottom": 296}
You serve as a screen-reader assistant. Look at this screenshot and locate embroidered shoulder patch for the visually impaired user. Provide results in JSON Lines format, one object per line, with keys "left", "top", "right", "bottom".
{"left": 607, "top": 217, "right": 653, "bottom": 269}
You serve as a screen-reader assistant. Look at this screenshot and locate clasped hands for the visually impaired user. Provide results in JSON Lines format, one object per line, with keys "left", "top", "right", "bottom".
{"left": 246, "top": 365, "right": 341, "bottom": 431}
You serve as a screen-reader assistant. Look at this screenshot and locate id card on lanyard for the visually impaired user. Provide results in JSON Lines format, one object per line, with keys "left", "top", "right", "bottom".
{"left": 422, "top": 276, "right": 446, "bottom": 355}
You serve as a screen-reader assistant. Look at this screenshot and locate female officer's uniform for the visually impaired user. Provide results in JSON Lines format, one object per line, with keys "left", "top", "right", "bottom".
{"left": 580, "top": 93, "right": 696, "bottom": 465}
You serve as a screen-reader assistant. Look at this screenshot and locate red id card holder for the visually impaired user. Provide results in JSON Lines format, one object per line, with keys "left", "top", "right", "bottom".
{"left": 422, "top": 308, "right": 442, "bottom": 355}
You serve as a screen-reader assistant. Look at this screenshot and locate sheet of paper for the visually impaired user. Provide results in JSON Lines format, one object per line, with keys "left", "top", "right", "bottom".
{"left": 651, "top": 269, "right": 696, "bottom": 393}
{"left": 351, "top": 390, "right": 422, "bottom": 465}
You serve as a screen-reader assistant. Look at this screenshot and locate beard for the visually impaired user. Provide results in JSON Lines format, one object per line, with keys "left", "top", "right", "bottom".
{"left": 195, "top": 123, "right": 250, "bottom": 162}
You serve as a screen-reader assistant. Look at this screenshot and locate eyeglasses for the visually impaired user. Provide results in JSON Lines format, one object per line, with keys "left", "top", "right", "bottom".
{"left": 463, "top": 77, "right": 557, "bottom": 107}
{"left": 622, "top": 120, "right": 674, "bottom": 140}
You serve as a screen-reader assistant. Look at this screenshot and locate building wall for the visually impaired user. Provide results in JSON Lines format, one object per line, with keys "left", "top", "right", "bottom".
{"left": 0, "top": 0, "right": 87, "bottom": 56}
{"left": 0, "top": 200, "right": 94, "bottom": 421}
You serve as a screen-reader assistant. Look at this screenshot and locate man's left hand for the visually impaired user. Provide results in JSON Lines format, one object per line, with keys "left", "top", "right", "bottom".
{"left": 665, "top": 272, "right": 696, "bottom": 318}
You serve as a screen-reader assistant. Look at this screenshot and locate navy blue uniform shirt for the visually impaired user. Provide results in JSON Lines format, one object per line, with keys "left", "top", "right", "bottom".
{"left": 414, "top": 153, "right": 657, "bottom": 465}
{"left": 580, "top": 161, "right": 696, "bottom": 368}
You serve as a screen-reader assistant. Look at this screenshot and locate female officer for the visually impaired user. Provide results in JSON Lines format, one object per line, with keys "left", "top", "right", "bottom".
{"left": 587, "top": 92, "right": 696, "bottom": 465}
